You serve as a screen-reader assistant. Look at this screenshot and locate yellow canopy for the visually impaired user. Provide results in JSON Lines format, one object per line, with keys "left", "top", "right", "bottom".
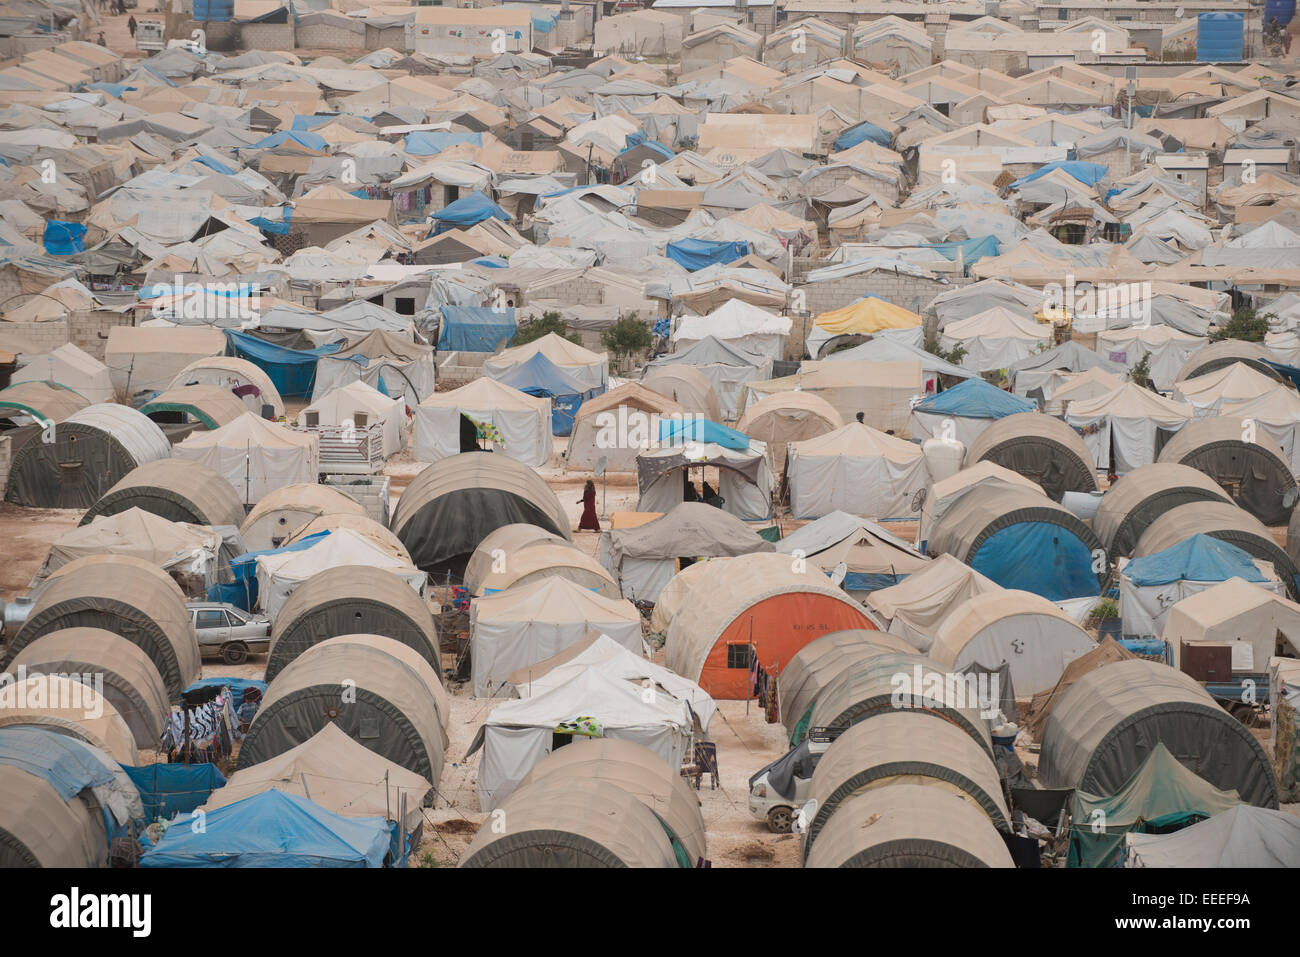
{"left": 814, "top": 297, "right": 921, "bottom": 335}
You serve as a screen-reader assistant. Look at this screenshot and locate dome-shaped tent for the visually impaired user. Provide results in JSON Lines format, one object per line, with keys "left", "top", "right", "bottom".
{"left": 1039, "top": 658, "right": 1279, "bottom": 808}
{"left": 801, "top": 711, "right": 1009, "bottom": 863}
{"left": 737, "top": 390, "right": 843, "bottom": 473}
{"left": 0, "top": 380, "right": 89, "bottom": 428}
{"left": 463, "top": 523, "right": 567, "bottom": 596}
{"left": 239, "top": 483, "right": 367, "bottom": 551}
{"left": 476, "top": 541, "right": 619, "bottom": 598}
{"left": 1174, "top": 339, "right": 1282, "bottom": 384}
{"left": 139, "top": 385, "right": 249, "bottom": 431}
{"left": 390, "top": 453, "right": 571, "bottom": 575}
{"left": 1135, "top": 500, "right": 1300, "bottom": 600}
{"left": 80, "top": 458, "right": 246, "bottom": 528}
{"left": 964, "top": 412, "right": 1099, "bottom": 501}
{"left": 566, "top": 382, "right": 685, "bottom": 473}
{"left": 266, "top": 565, "right": 440, "bottom": 682}
{"left": 805, "top": 784, "right": 1015, "bottom": 868}
{"left": 10, "top": 628, "right": 170, "bottom": 750}
{"left": 283, "top": 513, "right": 412, "bottom": 564}
{"left": 1092, "top": 463, "right": 1234, "bottom": 558}
{"left": 170, "top": 355, "right": 286, "bottom": 417}
{"left": 239, "top": 634, "right": 447, "bottom": 791}
{"left": 1156, "top": 416, "right": 1298, "bottom": 526}
{"left": 649, "top": 556, "right": 728, "bottom": 633}
{"left": 0, "top": 674, "right": 137, "bottom": 765}
{"left": 924, "top": 484, "right": 1105, "bottom": 600}
{"left": 930, "top": 590, "right": 1096, "bottom": 696}
{"left": 6, "top": 555, "right": 199, "bottom": 698}
{"left": 5, "top": 404, "right": 171, "bottom": 509}
{"left": 0, "top": 764, "right": 105, "bottom": 868}
{"left": 666, "top": 552, "right": 878, "bottom": 699}
{"left": 642, "top": 364, "right": 723, "bottom": 422}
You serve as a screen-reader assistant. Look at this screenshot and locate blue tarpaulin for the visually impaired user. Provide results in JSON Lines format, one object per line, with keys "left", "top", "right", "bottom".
{"left": 1264, "top": 358, "right": 1300, "bottom": 391}
{"left": 0, "top": 727, "right": 137, "bottom": 839}
{"left": 1009, "top": 161, "right": 1109, "bottom": 190}
{"left": 139, "top": 789, "right": 390, "bottom": 868}
{"left": 184, "top": 677, "right": 269, "bottom": 710}
{"left": 403, "top": 131, "right": 482, "bottom": 157}
{"left": 972, "top": 521, "right": 1101, "bottom": 600}
{"left": 193, "top": 155, "right": 235, "bottom": 175}
{"left": 913, "top": 377, "right": 1034, "bottom": 419}
{"left": 492, "top": 352, "right": 595, "bottom": 436}
{"left": 917, "top": 236, "right": 1000, "bottom": 269}
{"left": 215, "top": 531, "right": 330, "bottom": 610}
{"left": 84, "top": 81, "right": 136, "bottom": 97}
{"left": 291, "top": 114, "right": 334, "bottom": 131}
{"left": 619, "top": 138, "right": 673, "bottom": 162}
{"left": 123, "top": 763, "right": 226, "bottom": 821}
{"left": 438, "top": 306, "right": 516, "bottom": 352}
{"left": 469, "top": 256, "right": 509, "bottom": 268}
{"left": 1123, "top": 534, "right": 1267, "bottom": 587}
{"left": 834, "top": 120, "right": 891, "bottom": 151}
{"left": 665, "top": 238, "right": 749, "bottom": 271}
{"left": 224, "top": 329, "right": 340, "bottom": 398}
{"left": 248, "top": 209, "right": 292, "bottom": 235}
{"left": 43, "top": 220, "right": 86, "bottom": 255}
{"left": 193, "top": 0, "right": 233, "bottom": 20}
{"left": 430, "top": 190, "right": 510, "bottom": 235}
{"left": 251, "top": 129, "right": 328, "bottom": 151}
{"left": 842, "top": 571, "right": 908, "bottom": 592}
{"left": 657, "top": 417, "right": 751, "bottom": 450}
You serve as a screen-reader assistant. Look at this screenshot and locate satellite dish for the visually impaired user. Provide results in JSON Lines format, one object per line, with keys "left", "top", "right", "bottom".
{"left": 829, "top": 561, "right": 848, "bottom": 588}
{"left": 595, "top": 456, "right": 607, "bottom": 478}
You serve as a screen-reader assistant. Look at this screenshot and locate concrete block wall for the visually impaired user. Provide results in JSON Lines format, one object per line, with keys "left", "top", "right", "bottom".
{"left": 69, "top": 310, "right": 132, "bottom": 360}
{"left": 0, "top": 320, "right": 70, "bottom": 355}
{"left": 799, "top": 273, "right": 971, "bottom": 318}
{"left": 295, "top": 22, "right": 366, "bottom": 50}
{"left": 242, "top": 23, "right": 294, "bottom": 49}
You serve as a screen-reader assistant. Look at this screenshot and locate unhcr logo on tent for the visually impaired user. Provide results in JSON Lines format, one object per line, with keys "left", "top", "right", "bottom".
{"left": 146, "top": 277, "right": 263, "bottom": 329}
{"left": 0, "top": 666, "right": 105, "bottom": 720}
{"left": 593, "top": 409, "right": 708, "bottom": 451}
{"left": 1040, "top": 275, "right": 1153, "bottom": 332}
{"left": 889, "top": 664, "right": 1001, "bottom": 720}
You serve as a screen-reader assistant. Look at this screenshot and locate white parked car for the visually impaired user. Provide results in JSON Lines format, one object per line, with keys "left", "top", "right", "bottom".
{"left": 748, "top": 737, "right": 827, "bottom": 833}
{"left": 188, "top": 602, "right": 272, "bottom": 665}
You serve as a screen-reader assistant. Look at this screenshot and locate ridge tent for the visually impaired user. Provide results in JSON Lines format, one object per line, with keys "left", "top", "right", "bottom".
{"left": 104, "top": 326, "right": 226, "bottom": 401}
{"left": 255, "top": 527, "right": 425, "bottom": 618}
{"left": 310, "top": 330, "right": 435, "bottom": 408}
{"left": 483, "top": 332, "right": 608, "bottom": 394}
{"left": 641, "top": 364, "right": 722, "bottom": 422}
{"left": 566, "top": 382, "right": 684, "bottom": 472}
{"left": 964, "top": 412, "right": 1099, "bottom": 502}
{"left": 785, "top": 421, "right": 931, "bottom": 521}
{"left": 674, "top": 299, "right": 792, "bottom": 361}
{"left": 1095, "top": 326, "right": 1205, "bottom": 392}
{"left": 635, "top": 439, "right": 775, "bottom": 521}
{"left": 1092, "top": 463, "right": 1233, "bottom": 558}
{"left": 910, "top": 378, "right": 1034, "bottom": 447}
{"left": 866, "top": 554, "right": 1003, "bottom": 654}
{"left": 1010, "top": 341, "right": 1127, "bottom": 399}
{"left": 10, "top": 343, "right": 113, "bottom": 405}
{"left": 302, "top": 379, "right": 406, "bottom": 459}
{"left": 170, "top": 355, "right": 285, "bottom": 417}
{"left": 490, "top": 351, "right": 597, "bottom": 436}
{"left": 1049, "top": 367, "right": 1129, "bottom": 412}
{"left": 645, "top": 336, "right": 770, "bottom": 421}
{"left": 737, "top": 390, "right": 843, "bottom": 474}
{"left": 1173, "top": 362, "right": 1282, "bottom": 415}
{"left": 940, "top": 307, "right": 1051, "bottom": 374}
{"left": 774, "top": 509, "right": 930, "bottom": 596}
{"left": 1124, "top": 804, "right": 1300, "bottom": 868}
{"left": 174, "top": 412, "right": 319, "bottom": 506}
{"left": 414, "top": 377, "right": 551, "bottom": 467}
{"left": 1064, "top": 381, "right": 1193, "bottom": 473}
{"left": 239, "top": 483, "right": 367, "bottom": 551}
{"left": 1163, "top": 576, "right": 1300, "bottom": 674}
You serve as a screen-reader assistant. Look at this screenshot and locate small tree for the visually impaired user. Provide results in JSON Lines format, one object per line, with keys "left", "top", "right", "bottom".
{"left": 602, "top": 313, "right": 653, "bottom": 372}
{"left": 923, "top": 332, "right": 967, "bottom": 367}
{"left": 1130, "top": 352, "right": 1153, "bottom": 389}
{"left": 513, "top": 310, "right": 580, "bottom": 346}
{"left": 1214, "top": 307, "right": 1274, "bottom": 343}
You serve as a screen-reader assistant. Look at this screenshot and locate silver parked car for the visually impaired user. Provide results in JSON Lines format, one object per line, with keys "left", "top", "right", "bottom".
{"left": 188, "top": 602, "right": 272, "bottom": 665}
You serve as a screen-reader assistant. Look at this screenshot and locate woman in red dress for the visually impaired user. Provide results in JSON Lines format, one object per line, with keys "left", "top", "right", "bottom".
{"left": 578, "top": 479, "right": 600, "bottom": 531}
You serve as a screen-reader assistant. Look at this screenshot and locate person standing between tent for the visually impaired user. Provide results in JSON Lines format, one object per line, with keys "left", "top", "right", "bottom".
{"left": 128, "top": 14, "right": 137, "bottom": 37}
{"left": 578, "top": 479, "right": 600, "bottom": 532}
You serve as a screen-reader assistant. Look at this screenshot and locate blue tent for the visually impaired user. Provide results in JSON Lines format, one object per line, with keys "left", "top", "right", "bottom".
{"left": 1123, "top": 534, "right": 1267, "bottom": 587}
{"left": 139, "top": 789, "right": 390, "bottom": 868}
{"left": 491, "top": 351, "right": 595, "bottom": 436}
{"left": 193, "top": 154, "right": 235, "bottom": 175}
{"left": 973, "top": 521, "right": 1101, "bottom": 601}
{"left": 251, "top": 129, "right": 328, "bottom": 151}
{"left": 657, "top": 417, "right": 751, "bottom": 451}
{"left": 913, "top": 378, "right": 1034, "bottom": 419}
{"left": 123, "top": 763, "right": 226, "bottom": 821}
{"left": 224, "top": 329, "right": 340, "bottom": 398}
{"left": 215, "top": 531, "right": 330, "bottom": 610}
{"left": 665, "top": 238, "right": 750, "bottom": 271}
{"left": 618, "top": 138, "right": 674, "bottom": 163}
{"left": 438, "top": 306, "right": 516, "bottom": 352}
{"left": 1009, "top": 161, "right": 1108, "bottom": 190}
{"left": 834, "top": 120, "right": 891, "bottom": 151}
{"left": 403, "top": 131, "right": 482, "bottom": 157}
{"left": 469, "top": 256, "right": 509, "bottom": 268}
{"left": 291, "top": 114, "right": 334, "bottom": 131}
{"left": 43, "top": 220, "right": 86, "bottom": 255}
{"left": 430, "top": 191, "right": 510, "bottom": 235}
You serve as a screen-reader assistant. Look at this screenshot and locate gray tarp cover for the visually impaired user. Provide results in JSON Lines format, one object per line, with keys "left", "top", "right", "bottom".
{"left": 964, "top": 412, "right": 1099, "bottom": 502}
{"left": 1092, "top": 463, "right": 1232, "bottom": 557}
{"left": 79, "top": 457, "right": 247, "bottom": 528}
{"left": 266, "top": 565, "right": 440, "bottom": 682}
{"left": 1156, "top": 416, "right": 1297, "bottom": 526}
{"left": 778, "top": 629, "right": 917, "bottom": 738}
{"left": 606, "top": 501, "right": 774, "bottom": 564}
{"left": 1126, "top": 805, "right": 1300, "bottom": 867}
{"left": 1039, "top": 658, "right": 1279, "bottom": 807}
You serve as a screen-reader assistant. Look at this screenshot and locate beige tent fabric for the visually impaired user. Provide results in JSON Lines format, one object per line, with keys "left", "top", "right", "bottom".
{"left": 104, "top": 326, "right": 227, "bottom": 400}
{"left": 918, "top": 462, "right": 1044, "bottom": 551}
{"left": 566, "top": 382, "right": 685, "bottom": 472}
{"left": 866, "top": 553, "right": 1004, "bottom": 653}
{"left": 778, "top": 630, "right": 918, "bottom": 737}
{"left": 518, "top": 738, "right": 707, "bottom": 864}
{"left": 174, "top": 412, "right": 320, "bottom": 504}
{"left": 0, "top": 380, "right": 90, "bottom": 424}
{"left": 1174, "top": 340, "right": 1276, "bottom": 384}
{"left": 1162, "top": 577, "right": 1300, "bottom": 673}
{"left": 1050, "top": 367, "right": 1128, "bottom": 408}
{"left": 172, "top": 355, "right": 286, "bottom": 417}
{"left": 651, "top": 557, "right": 726, "bottom": 633}
{"left": 0, "top": 764, "right": 104, "bottom": 868}
{"left": 240, "top": 482, "right": 368, "bottom": 551}
{"left": 502, "top": 630, "right": 603, "bottom": 688}
{"left": 80, "top": 458, "right": 247, "bottom": 529}
{"left": 139, "top": 385, "right": 249, "bottom": 429}
{"left": 201, "top": 723, "right": 431, "bottom": 832}
{"left": 284, "top": 514, "right": 413, "bottom": 564}
{"left": 743, "top": 360, "right": 922, "bottom": 435}
{"left": 1092, "top": 463, "right": 1232, "bottom": 557}
{"left": 0, "top": 675, "right": 137, "bottom": 765}
{"left": 476, "top": 542, "right": 619, "bottom": 598}
{"left": 737, "top": 390, "right": 843, "bottom": 473}
{"left": 1173, "top": 363, "right": 1282, "bottom": 411}
{"left": 38, "top": 507, "right": 222, "bottom": 585}
{"left": 806, "top": 783, "right": 1015, "bottom": 868}
{"left": 642, "top": 365, "right": 723, "bottom": 421}
{"left": 1023, "top": 637, "right": 1136, "bottom": 737}
{"left": 461, "top": 776, "right": 679, "bottom": 868}
{"left": 464, "top": 524, "right": 567, "bottom": 596}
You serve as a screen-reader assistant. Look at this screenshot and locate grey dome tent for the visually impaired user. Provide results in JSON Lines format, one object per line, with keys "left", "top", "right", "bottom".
{"left": 5, "top": 403, "right": 171, "bottom": 509}
{"left": 517, "top": 739, "right": 707, "bottom": 865}
{"left": 805, "top": 784, "right": 1015, "bottom": 868}
{"left": 964, "top": 412, "right": 1099, "bottom": 501}
{"left": 238, "top": 634, "right": 447, "bottom": 792}
{"left": 266, "top": 565, "right": 440, "bottom": 682}
{"left": 6, "top": 555, "right": 200, "bottom": 698}
{"left": 801, "top": 711, "right": 1009, "bottom": 864}
{"left": 1039, "top": 658, "right": 1279, "bottom": 808}
{"left": 1156, "top": 416, "right": 1298, "bottom": 526}
{"left": 778, "top": 629, "right": 917, "bottom": 742}
{"left": 804, "top": 652, "right": 995, "bottom": 756}
{"left": 1174, "top": 340, "right": 1282, "bottom": 384}
{"left": 79, "top": 458, "right": 246, "bottom": 528}
{"left": 390, "top": 452, "right": 571, "bottom": 575}
{"left": 10, "top": 627, "right": 170, "bottom": 751}
{"left": 460, "top": 776, "right": 679, "bottom": 868}
{"left": 1134, "top": 500, "right": 1300, "bottom": 600}
{"left": 239, "top": 483, "right": 367, "bottom": 551}
{"left": 0, "top": 764, "right": 105, "bottom": 868}
{"left": 463, "top": 524, "right": 567, "bottom": 596}
{"left": 1092, "top": 463, "right": 1233, "bottom": 558}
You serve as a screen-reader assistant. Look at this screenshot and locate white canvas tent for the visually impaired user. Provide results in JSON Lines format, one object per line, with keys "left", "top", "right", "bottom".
{"left": 10, "top": 343, "right": 114, "bottom": 405}
{"left": 302, "top": 379, "right": 406, "bottom": 458}
{"left": 483, "top": 333, "right": 608, "bottom": 393}
{"left": 173, "top": 412, "right": 319, "bottom": 505}
{"left": 674, "top": 299, "right": 792, "bottom": 361}
{"left": 940, "top": 308, "right": 1051, "bottom": 374}
{"left": 255, "top": 527, "right": 426, "bottom": 618}
{"left": 104, "top": 326, "right": 227, "bottom": 401}
{"left": 785, "top": 422, "right": 931, "bottom": 520}
{"left": 1065, "top": 382, "right": 1193, "bottom": 473}
{"left": 412, "top": 377, "right": 551, "bottom": 467}
{"left": 169, "top": 356, "right": 286, "bottom": 418}
{"left": 866, "top": 553, "right": 1003, "bottom": 653}
{"left": 1162, "top": 577, "right": 1300, "bottom": 674}
{"left": 1095, "top": 327, "right": 1206, "bottom": 392}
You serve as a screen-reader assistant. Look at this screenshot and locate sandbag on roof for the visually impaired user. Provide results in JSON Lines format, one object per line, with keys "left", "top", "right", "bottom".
{"left": 1023, "top": 637, "right": 1136, "bottom": 738}
{"left": 476, "top": 541, "right": 619, "bottom": 598}
{"left": 964, "top": 412, "right": 1099, "bottom": 502}
{"left": 0, "top": 764, "right": 104, "bottom": 868}
{"left": 1039, "top": 658, "right": 1279, "bottom": 808}
{"left": 239, "top": 482, "right": 367, "bottom": 551}
{"left": 930, "top": 590, "right": 1096, "bottom": 696}
{"left": 0, "top": 674, "right": 137, "bottom": 766}
{"left": 1156, "top": 415, "right": 1298, "bottom": 526}
{"left": 1092, "top": 463, "right": 1233, "bottom": 558}
{"left": 666, "top": 552, "right": 878, "bottom": 699}
{"left": 391, "top": 452, "right": 571, "bottom": 574}
{"left": 139, "top": 384, "right": 249, "bottom": 430}
{"left": 7, "top": 555, "right": 199, "bottom": 699}
{"left": 463, "top": 523, "right": 567, "bottom": 596}
{"left": 805, "top": 783, "right": 1015, "bottom": 868}
{"left": 0, "top": 380, "right": 89, "bottom": 425}
{"left": 518, "top": 738, "right": 707, "bottom": 864}
{"left": 239, "top": 634, "right": 447, "bottom": 792}
{"left": 1134, "top": 499, "right": 1300, "bottom": 600}
{"left": 267, "top": 565, "right": 440, "bottom": 682}
{"left": 1174, "top": 339, "right": 1282, "bottom": 384}
{"left": 171, "top": 355, "right": 286, "bottom": 417}
{"left": 865, "top": 554, "right": 1003, "bottom": 653}
{"left": 924, "top": 483, "right": 1105, "bottom": 601}
{"left": 10, "top": 628, "right": 170, "bottom": 750}
{"left": 80, "top": 458, "right": 246, "bottom": 528}
{"left": 778, "top": 630, "right": 918, "bottom": 741}
{"left": 801, "top": 711, "right": 1009, "bottom": 864}
{"left": 5, "top": 403, "right": 171, "bottom": 509}
{"left": 460, "top": 775, "right": 679, "bottom": 868}
{"left": 737, "top": 390, "right": 843, "bottom": 473}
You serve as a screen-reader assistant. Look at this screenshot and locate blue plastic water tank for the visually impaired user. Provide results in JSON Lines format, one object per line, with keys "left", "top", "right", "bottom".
{"left": 1265, "top": 0, "right": 1296, "bottom": 26}
{"left": 1196, "top": 12, "right": 1245, "bottom": 62}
